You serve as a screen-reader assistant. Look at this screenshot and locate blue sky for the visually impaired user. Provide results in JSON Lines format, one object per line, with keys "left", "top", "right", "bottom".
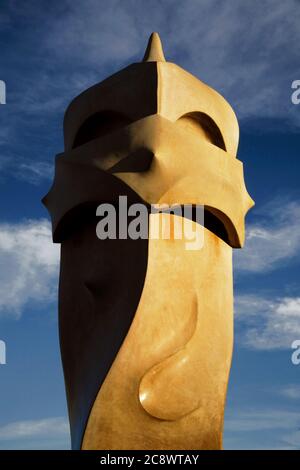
{"left": 0, "top": 0, "right": 299, "bottom": 450}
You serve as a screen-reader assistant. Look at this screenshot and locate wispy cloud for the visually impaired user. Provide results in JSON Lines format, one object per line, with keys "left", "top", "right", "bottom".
{"left": 234, "top": 200, "right": 300, "bottom": 273}
{"left": 0, "top": 155, "right": 54, "bottom": 185}
{"left": 224, "top": 408, "right": 300, "bottom": 449}
{"left": 278, "top": 385, "right": 300, "bottom": 400}
{"left": 282, "top": 430, "right": 300, "bottom": 449}
{"left": 226, "top": 409, "right": 300, "bottom": 432}
{"left": 234, "top": 199, "right": 300, "bottom": 348}
{"left": 0, "top": 219, "right": 59, "bottom": 316}
{"left": 2, "top": 0, "right": 300, "bottom": 124}
{"left": 235, "top": 294, "right": 300, "bottom": 350}
{"left": 0, "top": 417, "right": 70, "bottom": 450}
{"left": 14, "top": 159, "right": 54, "bottom": 185}
{"left": 42, "top": 0, "right": 300, "bottom": 127}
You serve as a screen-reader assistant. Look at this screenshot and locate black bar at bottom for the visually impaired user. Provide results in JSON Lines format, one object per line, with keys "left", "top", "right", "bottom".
{"left": 0, "top": 450, "right": 299, "bottom": 465}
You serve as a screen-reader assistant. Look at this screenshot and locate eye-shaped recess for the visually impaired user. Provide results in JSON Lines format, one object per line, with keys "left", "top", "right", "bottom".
{"left": 155, "top": 204, "right": 231, "bottom": 246}
{"left": 177, "top": 112, "right": 226, "bottom": 151}
{"left": 72, "top": 110, "right": 132, "bottom": 149}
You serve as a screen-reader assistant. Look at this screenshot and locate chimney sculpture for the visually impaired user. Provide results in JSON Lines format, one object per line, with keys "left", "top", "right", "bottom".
{"left": 43, "top": 33, "right": 254, "bottom": 450}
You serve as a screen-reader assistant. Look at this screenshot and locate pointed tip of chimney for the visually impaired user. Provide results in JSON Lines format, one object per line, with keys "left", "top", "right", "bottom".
{"left": 143, "top": 32, "right": 166, "bottom": 62}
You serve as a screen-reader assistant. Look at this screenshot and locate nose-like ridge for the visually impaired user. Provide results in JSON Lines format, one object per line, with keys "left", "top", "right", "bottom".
{"left": 108, "top": 148, "right": 154, "bottom": 174}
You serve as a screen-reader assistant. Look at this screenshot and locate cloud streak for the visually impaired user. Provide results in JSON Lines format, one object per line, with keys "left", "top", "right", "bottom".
{"left": 42, "top": 0, "right": 300, "bottom": 127}
{"left": 278, "top": 385, "right": 300, "bottom": 400}
{"left": 234, "top": 200, "right": 300, "bottom": 273}
{"left": 2, "top": 0, "right": 300, "bottom": 122}
{"left": 235, "top": 294, "right": 300, "bottom": 350}
{"left": 226, "top": 409, "right": 300, "bottom": 433}
{"left": 224, "top": 408, "right": 300, "bottom": 449}
{"left": 0, "top": 417, "right": 70, "bottom": 450}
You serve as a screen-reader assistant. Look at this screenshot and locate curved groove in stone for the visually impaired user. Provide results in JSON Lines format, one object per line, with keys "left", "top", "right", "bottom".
{"left": 138, "top": 295, "right": 200, "bottom": 421}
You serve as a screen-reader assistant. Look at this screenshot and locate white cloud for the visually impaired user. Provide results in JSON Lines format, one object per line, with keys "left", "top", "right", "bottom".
{"left": 14, "top": 160, "right": 54, "bottom": 185}
{"left": 0, "top": 417, "right": 70, "bottom": 450}
{"left": 234, "top": 200, "right": 300, "bottom": 273}
{"left": 226, "top": 409, "right": 300, "bottom": 433}
{"left": 282, "top": 430, "right": 300, "bottom": 448}
{"left": 1, "top": 155, "right": 54, "bottom": 185}
{"left": 235, "top": 294, "right": 300, "bottom": 350}
{"left": 3, "top": 0, "right": 300, "bottom": 126}
{"left": 0, "top": 219, "right": 59, "bottom": 317}
{"left": 0, "top": 417, "right": 68, "bottom": 440}
{"left": 224, "top": 409, "right": 300, "bottom": 449}
{"left": 226, "top": 198, "right": 300, "bottom": 350}
{"left": 42, "top": 0, "right": 300, "bottom": 127}
{"left": 278, "top": 385, "right": 300, "bottom": 400}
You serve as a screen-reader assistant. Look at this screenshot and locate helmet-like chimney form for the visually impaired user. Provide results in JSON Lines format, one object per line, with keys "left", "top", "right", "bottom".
{"left": 43, "top": 32, "right": 253, "bottom": 450}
